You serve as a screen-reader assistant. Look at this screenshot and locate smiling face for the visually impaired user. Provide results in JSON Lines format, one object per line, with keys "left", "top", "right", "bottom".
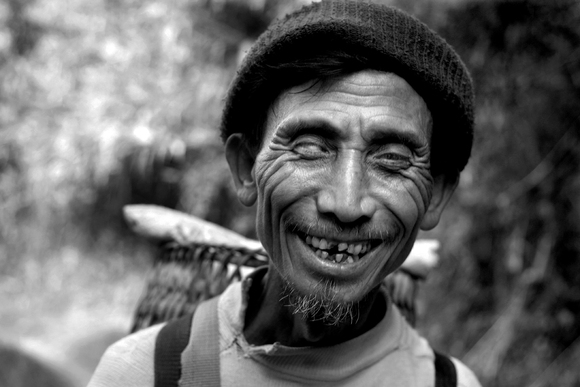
{"left": 226, "top": 70, "right": 456, "bottom": 311}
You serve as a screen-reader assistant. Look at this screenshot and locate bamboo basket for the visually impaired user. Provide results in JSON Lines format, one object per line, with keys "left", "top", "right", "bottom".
{"left": 125, "top": 205, "right": 437, "bottom": 331}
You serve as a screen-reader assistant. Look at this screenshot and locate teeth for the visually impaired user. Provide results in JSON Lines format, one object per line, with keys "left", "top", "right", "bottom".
{"left": 312, "top": 237, "right": 320, "bottom": 248}
{"left": 305, "top": 234, "right": 374, "bottom": 263}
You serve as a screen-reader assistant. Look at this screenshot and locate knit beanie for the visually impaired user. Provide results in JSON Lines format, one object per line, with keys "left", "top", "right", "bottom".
{"left": 220, "top": 0, "right": 474, "bottom": 174}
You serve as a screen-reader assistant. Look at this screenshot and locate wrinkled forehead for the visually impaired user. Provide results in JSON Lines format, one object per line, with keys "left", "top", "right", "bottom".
{"left": 263, "top": 70, "right": 433, "bottom": 144}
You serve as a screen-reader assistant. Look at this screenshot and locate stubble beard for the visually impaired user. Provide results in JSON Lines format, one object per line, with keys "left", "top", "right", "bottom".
{"left": 282, "top": 279, "right": 360, "bottom": 326}
{"left": 278, "top": 213, "right": 402, "bottom": 326}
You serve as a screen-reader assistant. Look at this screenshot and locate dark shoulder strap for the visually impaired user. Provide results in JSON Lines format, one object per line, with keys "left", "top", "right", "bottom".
{"left": 154, "top": 313, "right": 194, "bottom": 387}
{"left": 154, "top": 297, "right": 221, "bottom": 387}
{"left": 434, "top": 351, "right": 457, "bottom": 387}
{"left": 181, "top": 297, "right": 221, "bottom": 387}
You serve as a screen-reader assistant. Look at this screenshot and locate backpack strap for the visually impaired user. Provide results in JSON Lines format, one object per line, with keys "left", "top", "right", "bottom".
{"left": 180, "top": 297, "right": 221, "bottom": 387}
{"left": 154, "top": 313, "right": 194, "bottom": 387}
{"left": 155, "top": 299, "right": 454, "bottom": 387}
{"left": 434, "top": 351, "right": 457, "bottom": 387}
{"left": 154, "top": 297, "right": 221, "bottom": 387}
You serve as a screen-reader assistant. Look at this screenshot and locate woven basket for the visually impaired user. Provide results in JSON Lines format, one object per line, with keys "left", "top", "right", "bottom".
{"left": 126, "top": 205, "right": 428, "bottom": 331}
{"left": 131, "top": 242, "right": 267, "bottom": 332}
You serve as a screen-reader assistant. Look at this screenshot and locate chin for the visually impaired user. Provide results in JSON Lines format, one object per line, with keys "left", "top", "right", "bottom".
{"left": 281, "top": 274, "right": 374, "bottom": 326}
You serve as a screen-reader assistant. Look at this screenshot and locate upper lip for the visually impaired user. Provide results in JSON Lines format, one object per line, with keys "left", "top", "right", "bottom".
{"left": 306, "top": 234, "right": 371, "bottom": 244}
{"left": 295, "top": 229, "right": 381, "bottom": 245}
{"left": 290, "top": 226, "right": 384, "bottom": 244}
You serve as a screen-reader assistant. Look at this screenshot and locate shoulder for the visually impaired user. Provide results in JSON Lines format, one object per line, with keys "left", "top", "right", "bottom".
{"left": 451, "top": 357, "right": 482, "bottom": 387}
{"left": 87, "top": 323, "right": 165, "bottom": 387}
{"left": 389, "top": 301, "right": 481, "bottom": 387}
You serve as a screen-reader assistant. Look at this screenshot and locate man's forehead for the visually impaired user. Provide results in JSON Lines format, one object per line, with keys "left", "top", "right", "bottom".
{"left": 267, "top": 70, "right": 432, "bottom": 138}
{"left": 289, "top": 71, "right": 423, "bottom": 99}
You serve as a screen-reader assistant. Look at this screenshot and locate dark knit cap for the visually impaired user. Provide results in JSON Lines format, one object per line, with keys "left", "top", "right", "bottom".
{"left": 220, "top": 0, "right": 474, "bottom": 173}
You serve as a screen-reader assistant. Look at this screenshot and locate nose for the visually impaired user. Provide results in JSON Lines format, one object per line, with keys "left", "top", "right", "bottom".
{"left": 316, "top": 150, "right": 376, "bottom": 224}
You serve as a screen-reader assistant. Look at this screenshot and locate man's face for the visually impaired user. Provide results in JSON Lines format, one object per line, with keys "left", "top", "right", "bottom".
{"left": 227, "top": 70, "right": 454, "bottom": 308}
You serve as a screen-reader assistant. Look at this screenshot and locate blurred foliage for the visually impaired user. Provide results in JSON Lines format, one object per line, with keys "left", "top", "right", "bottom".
{"left": 1, "top": 0, "right": 579, "bottom": 386}
{"left": 417, "top": 1, "right": 580, "bottom": 386}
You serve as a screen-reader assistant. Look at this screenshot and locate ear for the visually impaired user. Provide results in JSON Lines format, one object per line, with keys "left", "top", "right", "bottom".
{"left": 225, "top": 133, "right": 257, "bottom": 207}
{"left": 420, "top": 172, "right": 459, "bottom": 231}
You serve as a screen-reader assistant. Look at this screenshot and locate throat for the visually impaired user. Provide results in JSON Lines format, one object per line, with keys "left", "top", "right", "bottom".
{"left": 243, "top": 269, "right": 386, "bottom": 347}
{"left": 286, "top": 289, "right": 386, "bottom": 347}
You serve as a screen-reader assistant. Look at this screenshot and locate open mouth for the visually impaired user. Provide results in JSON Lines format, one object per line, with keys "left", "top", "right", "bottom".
{"left": 297, "top": 232, "right": 381, "bottom": 264}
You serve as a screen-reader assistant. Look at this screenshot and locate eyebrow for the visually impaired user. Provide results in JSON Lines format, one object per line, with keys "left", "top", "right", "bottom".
{"left": 366, "top": 127, "right": 428, "bottom": 149}
{"left": 276, "top": 117, "right": 342, "bottom": 141}
{"left": 276, "top": 115, "right": 429, "bottom": 149}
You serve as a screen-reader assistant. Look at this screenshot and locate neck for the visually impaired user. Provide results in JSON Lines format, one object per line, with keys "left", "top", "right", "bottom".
{"left": 243, "top": 268, "right": 386, "bottom": 347}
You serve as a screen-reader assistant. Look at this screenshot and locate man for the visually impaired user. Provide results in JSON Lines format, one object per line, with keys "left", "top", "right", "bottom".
{"left": 89, "top": 1, "right": 481, "bottom": 386}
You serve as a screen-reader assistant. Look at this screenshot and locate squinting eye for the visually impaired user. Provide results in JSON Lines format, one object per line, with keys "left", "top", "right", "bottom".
{"left": 375, "top": 152, "right": 412, "bottom": 171}
{"left": 381, "top": 153, "right": 408, "bottom": 161}
{"left": 293, "top": 139, "right": 329, "bottom": 158}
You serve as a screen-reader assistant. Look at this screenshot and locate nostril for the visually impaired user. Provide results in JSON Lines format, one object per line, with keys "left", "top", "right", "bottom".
{"left": 318, "top": 211, "right": 372, "bottom": 231}
{"left": 315, "top": 190, "right": 335, "bottom": 214}
{"left": 317, "top": 192, "right": 376, "bottom": 225}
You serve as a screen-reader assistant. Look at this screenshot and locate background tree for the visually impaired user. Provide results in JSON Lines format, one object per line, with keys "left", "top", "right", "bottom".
{"left": 417, "top": 1, "right": 580, "bottom": 385}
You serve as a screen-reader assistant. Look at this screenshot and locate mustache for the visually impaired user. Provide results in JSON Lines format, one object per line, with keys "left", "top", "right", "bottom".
{"left": 283, "top": 213, "right": 401, "bottom": 243}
